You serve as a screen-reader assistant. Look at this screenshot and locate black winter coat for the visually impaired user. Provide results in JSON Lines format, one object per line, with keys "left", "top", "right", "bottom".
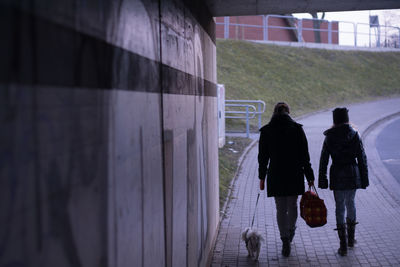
{"left": 318, "top": 124, "right": 369, "bottom": 190}
{"left": 258, "top": 114, "right": 315, "bottom": 197}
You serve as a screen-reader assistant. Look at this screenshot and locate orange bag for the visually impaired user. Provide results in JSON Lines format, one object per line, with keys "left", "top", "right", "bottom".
{"left": 300, "top": 185, "right": 327, "bottom": 228}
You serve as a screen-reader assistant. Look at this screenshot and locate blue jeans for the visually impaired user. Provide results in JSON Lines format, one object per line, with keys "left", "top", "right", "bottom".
{"left": 333, "top": 190, "right": 356, "bottom": 225}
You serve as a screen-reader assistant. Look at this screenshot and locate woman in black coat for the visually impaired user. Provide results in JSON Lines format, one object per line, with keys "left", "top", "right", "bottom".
{"left": 318, "top": 107, "right": 369, "bottom": 256}
{"left": 258, "top": 102, "right": 314, "bottom": 257}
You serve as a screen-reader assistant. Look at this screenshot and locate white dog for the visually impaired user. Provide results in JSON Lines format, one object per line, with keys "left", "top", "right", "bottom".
{"left": 241, "top": 227, "right": 264, "bottom": 261}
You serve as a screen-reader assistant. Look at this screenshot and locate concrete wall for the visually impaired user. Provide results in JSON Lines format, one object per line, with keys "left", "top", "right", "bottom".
{"left": 0, "top": 0, "right": 218, "bottom": 266}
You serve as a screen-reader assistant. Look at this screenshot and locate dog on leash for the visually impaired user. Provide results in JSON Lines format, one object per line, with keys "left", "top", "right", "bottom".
{"left": 241, "top": 227, "right": 264, "bottom": 261}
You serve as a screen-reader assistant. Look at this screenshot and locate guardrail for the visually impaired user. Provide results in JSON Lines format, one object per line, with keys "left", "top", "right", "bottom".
{"left": 216, "top": 14, "right": 400, "bottom": 49}
{"left": 264, "top": 14, "right": 339, "bottom": 44}
{"left": 225, "top": 100, "right": 266, "bottom": 137}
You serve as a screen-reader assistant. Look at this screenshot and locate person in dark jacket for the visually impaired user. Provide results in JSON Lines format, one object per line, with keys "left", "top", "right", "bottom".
{"left": 318, "top": 107, "right": 369, "bottom": 256}
{"left": 258, "top": 102, "right": 315, "bottom": 257}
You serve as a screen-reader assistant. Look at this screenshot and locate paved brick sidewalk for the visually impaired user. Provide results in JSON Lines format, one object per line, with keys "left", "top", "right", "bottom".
{"left": 212, "top": 97, "right": 400, "bottom": 267}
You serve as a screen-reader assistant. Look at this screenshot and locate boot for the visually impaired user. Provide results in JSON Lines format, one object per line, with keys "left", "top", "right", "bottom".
{"left": 281, "top": 237, "right": 291, "bottom": 257}
{"left": 336, "top": 224, "right": 347, "bottom": 256}
{"left": 346, "top": 218, "right": 358, "bottom": 247}
{"left": 289, "top": 226, "right": 296, "bottom": 243}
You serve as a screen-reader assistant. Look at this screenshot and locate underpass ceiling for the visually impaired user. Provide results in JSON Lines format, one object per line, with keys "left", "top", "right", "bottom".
{"left": 205, "top": 0, "right": 400, "bottom": 17}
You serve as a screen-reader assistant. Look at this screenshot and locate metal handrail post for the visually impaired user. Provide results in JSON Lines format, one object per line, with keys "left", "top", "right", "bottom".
{"left": 354, "top": 23, "right": 358, "bottom": 47}
{"left": 377, "top": 26, "right": 381, "bottom": 47}
{"left": 385, "top": 24, "right": 387, "bottom": 47}
{"left": 224, "top": 17, "right": 229, "bottom": 39}
{"left": 369, "top": 25, "right": 371, "bottom": 48}
{"left": 265, "top": 15, "right": 269, "bottom": 41}
{"left": 246, "top": 106, "right": 250, "bottom": 138}
{"left": 398, "top": 28, "right": 400, "bottom": 48}
{"left": 298, "top": 19, "right": 302, "bottom": 42}
{"left": 328, "top": 21, "right": 332, "bottom": 44}
{"left": 262, "top": 15, "right": 266, "bottom": 41}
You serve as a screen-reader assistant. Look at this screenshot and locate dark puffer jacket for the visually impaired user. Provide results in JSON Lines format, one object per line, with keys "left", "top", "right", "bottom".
{"left": 258, "top": 114, "right": 315, "bottom": 197}
{"left": 318, "top": 124, "right": 369, "bottom": 190}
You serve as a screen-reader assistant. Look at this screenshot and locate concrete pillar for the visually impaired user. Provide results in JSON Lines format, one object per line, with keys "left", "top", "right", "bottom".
{"left": 0, "top": 0, "right": 219, "bottom": 266}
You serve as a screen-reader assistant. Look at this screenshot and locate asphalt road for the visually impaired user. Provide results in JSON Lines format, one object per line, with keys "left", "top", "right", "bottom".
{"left": 376, "top": 117, "right": 400, "bottom": 184}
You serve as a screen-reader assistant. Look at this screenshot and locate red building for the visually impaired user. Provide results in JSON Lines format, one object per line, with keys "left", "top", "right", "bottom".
{"left": 215, "top": 15, "right": 339, "bottom": 44}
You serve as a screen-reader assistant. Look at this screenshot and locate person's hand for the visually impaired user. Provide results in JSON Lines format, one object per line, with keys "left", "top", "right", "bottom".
{"left": 260, "top": 179, "right": 265, "bottom": 191}
{"left": 361, "top": 184, "right": 368, "bottom": 189}
{"left": 308, "top": 180, "right": 314, "bottom": 187}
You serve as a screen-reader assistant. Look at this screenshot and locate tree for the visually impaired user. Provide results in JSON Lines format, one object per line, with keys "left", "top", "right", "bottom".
{"left": 380, "top": 10, "right": 400, "bottom": 48}
{"left": 309, "top": 12, "right": 325, "bottom": 43}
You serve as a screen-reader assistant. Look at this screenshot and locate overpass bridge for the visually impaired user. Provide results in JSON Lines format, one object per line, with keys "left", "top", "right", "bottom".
{"left": 1, "top": 0, "right": 399, "bottom": 266}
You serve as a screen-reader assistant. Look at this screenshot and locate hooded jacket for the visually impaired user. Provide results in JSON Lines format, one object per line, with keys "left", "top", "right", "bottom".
{"left": 318, "top": 124, "right": 369, "bottom": 190}
{"left": 258, "top": 114, "right": 315, "bottom": 197}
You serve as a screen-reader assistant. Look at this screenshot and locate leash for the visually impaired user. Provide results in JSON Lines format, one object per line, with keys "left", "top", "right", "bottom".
{"left": 251, "top": 193, "right": 260, "bottom": 228}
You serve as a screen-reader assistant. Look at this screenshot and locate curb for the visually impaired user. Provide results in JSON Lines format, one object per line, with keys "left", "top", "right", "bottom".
{"left": 362, "top": 111, "right": 400, "bottom": 206}
{"left": 361, "top": 111, "right": 400, "bottom": 140}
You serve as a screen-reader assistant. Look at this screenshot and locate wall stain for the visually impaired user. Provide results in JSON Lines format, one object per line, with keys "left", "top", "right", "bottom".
{"left": 45, "top": 160, "right": 81, "bottom": 267}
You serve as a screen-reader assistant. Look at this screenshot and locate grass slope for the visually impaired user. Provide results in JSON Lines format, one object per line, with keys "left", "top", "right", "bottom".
{"left": 218, "top": 40, "right": 400, "bottom": 130}
{"left": 219, "top": 137, "right": 252, "bottom": 212}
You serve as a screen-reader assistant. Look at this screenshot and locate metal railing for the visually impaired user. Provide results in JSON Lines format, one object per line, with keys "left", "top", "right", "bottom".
{"left": 264, "top": 14, "right": 339, "bottom": 45}
{"left": 216, "top": 14, "right": 400, "bottom": 49}
{"left": 355, "top": 22, "right": 400, "bottom": 48}
{"left": 225, "top": 100, "right": 266, "bottom": 137}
